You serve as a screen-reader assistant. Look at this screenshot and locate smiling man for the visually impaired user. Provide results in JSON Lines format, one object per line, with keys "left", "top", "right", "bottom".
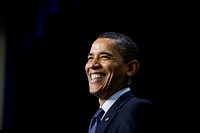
{"left": 85, "top": 32, "right": 154, "bottom": 133}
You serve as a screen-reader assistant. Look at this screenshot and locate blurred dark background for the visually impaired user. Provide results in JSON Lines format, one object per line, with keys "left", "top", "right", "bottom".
{"left": 1, "top": 0, "right": 198, "bottom": 132}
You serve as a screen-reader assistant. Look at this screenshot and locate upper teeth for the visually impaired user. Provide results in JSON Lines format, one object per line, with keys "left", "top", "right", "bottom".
{"left": 91, "top": 74, "right": 103, "bottom": 80}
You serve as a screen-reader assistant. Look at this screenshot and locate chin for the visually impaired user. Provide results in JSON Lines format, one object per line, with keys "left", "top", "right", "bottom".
{"left": 90, "top": 87, "right": 100, "bottom": 94}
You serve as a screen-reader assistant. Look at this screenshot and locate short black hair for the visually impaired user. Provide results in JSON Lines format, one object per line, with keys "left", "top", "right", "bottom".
{"left": 98, "top": 32, "right": 140, "bottom": 63}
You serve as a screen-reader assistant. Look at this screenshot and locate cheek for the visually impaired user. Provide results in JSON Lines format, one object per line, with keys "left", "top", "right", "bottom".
{"left": 108, "top": 62, "right": 122, "bottom": 71}
{"left": 113, "top": 65, "right": 127, "bottom": 76}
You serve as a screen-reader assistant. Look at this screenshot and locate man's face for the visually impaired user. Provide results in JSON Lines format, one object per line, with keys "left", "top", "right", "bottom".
{"left": 85, "top": 38, "right": 129, "bottom": 99}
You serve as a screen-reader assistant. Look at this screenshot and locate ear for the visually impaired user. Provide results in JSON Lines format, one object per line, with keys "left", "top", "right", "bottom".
{"left": 127, "top": 60, "right": 139, "bottom": 77}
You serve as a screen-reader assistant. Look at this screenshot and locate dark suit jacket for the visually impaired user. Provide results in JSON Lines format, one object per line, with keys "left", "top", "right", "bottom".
{"left": 96, "top": 91, "right": 154, "bottom": 133}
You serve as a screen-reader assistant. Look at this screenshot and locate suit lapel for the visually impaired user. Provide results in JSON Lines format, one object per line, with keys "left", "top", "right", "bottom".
{"left": 97, "top": 91, "right": 134, "bottom": 133}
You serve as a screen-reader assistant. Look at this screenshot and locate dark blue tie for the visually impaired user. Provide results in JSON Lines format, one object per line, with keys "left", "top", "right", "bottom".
{"left": 88, "top": 108, "right": 105, "bottom": 133}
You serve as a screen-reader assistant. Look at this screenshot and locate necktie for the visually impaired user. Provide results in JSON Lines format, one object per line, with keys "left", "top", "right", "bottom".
{"left": 88, "top": 108, "right": 105, "bottom": 133}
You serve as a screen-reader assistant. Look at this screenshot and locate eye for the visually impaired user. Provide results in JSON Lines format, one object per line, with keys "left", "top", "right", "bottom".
{"left": 87, "top": 56, "right": 93, "bottom": 61}
{"left": 100, "top": 55, "right": 111, "bottom": 60}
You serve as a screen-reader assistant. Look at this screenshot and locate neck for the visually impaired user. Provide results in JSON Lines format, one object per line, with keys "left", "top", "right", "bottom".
{"left": 99, "top": 98, "right": 106, "bottom": 106}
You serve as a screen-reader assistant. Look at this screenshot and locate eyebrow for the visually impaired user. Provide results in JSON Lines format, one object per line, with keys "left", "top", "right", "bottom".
{"left": 88, "top": 52, "right": 113, "bottom": 57}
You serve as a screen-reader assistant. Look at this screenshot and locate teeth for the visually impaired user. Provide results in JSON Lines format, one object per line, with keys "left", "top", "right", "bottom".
{"left": 91, "top": 74, "right": 103, "bottom": 80}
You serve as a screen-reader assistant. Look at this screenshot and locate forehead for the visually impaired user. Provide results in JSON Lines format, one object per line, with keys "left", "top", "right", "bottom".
{"left": 90, "top": 38, "right": 117, "bottom": 52}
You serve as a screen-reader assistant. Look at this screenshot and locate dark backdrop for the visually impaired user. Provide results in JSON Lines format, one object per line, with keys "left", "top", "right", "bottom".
{"left": 2, "top": 0, "right": 197, "bottom": 132}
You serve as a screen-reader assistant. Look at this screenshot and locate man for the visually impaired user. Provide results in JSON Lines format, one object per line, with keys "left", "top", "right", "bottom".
{"left": 85, "top": 32, "right": 154, "bottom": 133}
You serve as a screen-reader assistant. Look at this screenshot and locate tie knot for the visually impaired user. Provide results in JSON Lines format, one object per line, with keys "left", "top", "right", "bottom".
{"left": 94, "top": 108, "right": 105, "bottom": 119}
